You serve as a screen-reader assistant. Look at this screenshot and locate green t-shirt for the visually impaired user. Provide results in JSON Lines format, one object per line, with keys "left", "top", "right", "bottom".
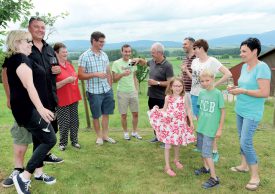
{"left": 197, "top": 88, "right": 225, "bottom": 137}
{"left": 112, "top": 58, "right": 137, "bottom": 92}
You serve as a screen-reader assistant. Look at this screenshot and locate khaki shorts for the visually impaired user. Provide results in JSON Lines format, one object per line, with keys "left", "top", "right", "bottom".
{"left": 10, "top": 122, "right": 32, "bottom": 145}
{"left": 117, "top": 91, "right": 139, "bottom": 114}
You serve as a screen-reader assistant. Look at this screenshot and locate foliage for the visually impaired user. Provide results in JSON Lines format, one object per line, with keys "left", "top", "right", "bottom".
{"left": 0, "top": 0, "right": 33, "bottom": 44}
{"left": 136, "top": 63, "right": 149, "bottom": 93}
{"left": 20, "top": 11, "right": 69, "bottom": 40}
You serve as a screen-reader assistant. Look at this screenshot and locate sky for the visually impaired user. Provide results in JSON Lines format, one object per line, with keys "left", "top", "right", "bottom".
{"left": 7, "top": 0, "right": 275, "bottom": 43}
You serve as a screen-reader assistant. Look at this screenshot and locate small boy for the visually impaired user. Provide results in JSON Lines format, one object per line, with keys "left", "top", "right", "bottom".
{"left": 194, "top": 69, "right": 225, "bottom": 189}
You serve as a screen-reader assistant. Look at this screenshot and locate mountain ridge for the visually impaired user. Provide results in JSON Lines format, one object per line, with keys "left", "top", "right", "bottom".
{"left": 63, "top": 30, "right": 275, "bottom": 52}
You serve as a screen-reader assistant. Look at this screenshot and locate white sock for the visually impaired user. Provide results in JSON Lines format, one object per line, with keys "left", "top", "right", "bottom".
{"left": 124, "top": 132, "right": 129, "bottom": 136}
{"left": 34, "top": 172, "right": 42, "bottom": 178}
{"left": 213, "top": 150, "right": 218, "bottom": 153}
{"left": 132, "top": 132, "right": 137, "bottom": 135}
{"left": 19, "top": 173, "right": 30, "bottom": 182}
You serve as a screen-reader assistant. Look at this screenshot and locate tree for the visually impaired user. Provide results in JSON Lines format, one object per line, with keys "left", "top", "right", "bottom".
{"left": 0, "top": 0, "right": 33, "bottom": 45}
{"left": 20, "top": 11, "right": 69, "bottom": 40}
{"left": 0, "top": 0, "right": 33, "bottom": 82}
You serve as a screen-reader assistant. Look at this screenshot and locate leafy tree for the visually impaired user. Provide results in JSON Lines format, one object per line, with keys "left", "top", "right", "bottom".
{"left": 0, "top": 0, "right": 33, "bottom": 82}
{"left": 0, "top": 0, "right": 33, "bottom": 45}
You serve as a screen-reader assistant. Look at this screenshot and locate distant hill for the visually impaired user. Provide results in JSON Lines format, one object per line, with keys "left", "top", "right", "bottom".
{"left": 63, "top": 30, "right": 275, "bottom": 52}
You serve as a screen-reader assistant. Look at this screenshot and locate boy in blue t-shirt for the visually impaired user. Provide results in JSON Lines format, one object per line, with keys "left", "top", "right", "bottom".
{"left": 195, "top": 69, "right": 225, "bottom": 189}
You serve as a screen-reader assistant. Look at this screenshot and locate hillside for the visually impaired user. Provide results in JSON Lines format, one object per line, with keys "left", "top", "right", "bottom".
{"left": 63, "top": 30, "right": 275, "bottom": 52}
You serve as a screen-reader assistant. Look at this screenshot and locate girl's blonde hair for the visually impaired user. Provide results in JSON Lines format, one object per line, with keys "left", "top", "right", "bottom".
{"left": 6, "top": 30, "right": 32, "bottom": 55}
{"left": 200, "top": 69, "right": 215, "bottom": 79}
{"left": 165, "top": 77, "right": 185, "bottom": 96}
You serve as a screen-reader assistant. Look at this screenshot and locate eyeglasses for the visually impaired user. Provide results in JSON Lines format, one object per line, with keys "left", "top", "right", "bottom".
{"left": 29, "top": 16, "right": 44, "bottom": 25}
{"left": 21, "top": 39, "right": 32, "bottom": 44}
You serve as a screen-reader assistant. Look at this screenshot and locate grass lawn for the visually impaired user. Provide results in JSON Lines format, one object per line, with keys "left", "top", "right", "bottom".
{"left": 0, "top": 80, "right": 275, "bottom": 193}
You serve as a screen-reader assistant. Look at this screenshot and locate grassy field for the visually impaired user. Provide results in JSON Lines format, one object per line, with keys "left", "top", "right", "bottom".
{"left": 1, "top": 57, "right": 275, "bottom": 194}
{"left": 0, "top": 80, "right": 275, "bottom": 193}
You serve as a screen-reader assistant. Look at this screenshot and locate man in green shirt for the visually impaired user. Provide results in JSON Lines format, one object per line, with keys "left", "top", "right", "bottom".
{"left": 112, "top": 44, "right": 142, "bottom": 140}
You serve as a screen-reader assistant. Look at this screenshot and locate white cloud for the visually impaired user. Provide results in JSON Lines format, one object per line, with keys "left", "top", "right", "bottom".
{"left": 6, "top": 0, "right": 275, "bottom": 43}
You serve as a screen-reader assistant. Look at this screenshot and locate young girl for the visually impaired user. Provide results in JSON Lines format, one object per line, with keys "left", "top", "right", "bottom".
{"left": 148, "top": 77, "right": 196, "bottom": 177}
{"left": 194, "top": 69, "right": 225, "bottom": 189}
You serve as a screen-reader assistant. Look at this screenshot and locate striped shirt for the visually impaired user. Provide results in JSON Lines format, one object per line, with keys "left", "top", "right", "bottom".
{"left": 181, "top": 55, "right": 196, "bottom": 92}
{"left": 78, "top": 49, "right": 111, "bottom": 94}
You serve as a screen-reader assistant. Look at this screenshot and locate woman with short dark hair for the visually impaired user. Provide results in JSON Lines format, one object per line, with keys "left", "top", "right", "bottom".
{"left": 228, "top": 37, "right": 271, "bottom": 191}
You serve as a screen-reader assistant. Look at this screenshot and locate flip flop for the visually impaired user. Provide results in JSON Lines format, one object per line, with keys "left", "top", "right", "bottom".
{"left": 245, "top": 182, "right": 260, "bottom": 191}
{"left": 230, "top": 166, "right": 249, "bottom": 173}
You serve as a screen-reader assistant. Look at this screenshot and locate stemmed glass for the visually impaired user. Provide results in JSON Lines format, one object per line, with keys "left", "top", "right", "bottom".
{"left": 49, "top": 57, "right": 58, "bottom": 66}
{"left": 42, "top": 123, "right": 50, "bottom": 133}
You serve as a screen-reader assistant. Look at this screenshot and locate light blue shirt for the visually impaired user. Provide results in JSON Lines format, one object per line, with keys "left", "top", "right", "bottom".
{"left": 78, "top": 49, "right": 111, "bottom": 94}
{"left": 235, "top": 61, "right": 271, "bottom": 121}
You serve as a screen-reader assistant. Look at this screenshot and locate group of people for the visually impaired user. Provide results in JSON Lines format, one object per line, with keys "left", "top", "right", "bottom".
{"left": 1, "top": 16, "right": 271, "bottom": 193}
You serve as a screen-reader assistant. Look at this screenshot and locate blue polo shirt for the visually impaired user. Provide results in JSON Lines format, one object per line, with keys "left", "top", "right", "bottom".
{"left": 235, "top": 61, "right": 271, "bottom": 121}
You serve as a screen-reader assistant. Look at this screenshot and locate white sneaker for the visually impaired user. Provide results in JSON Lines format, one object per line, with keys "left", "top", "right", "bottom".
{"left": 96, "top": 138, "right": 103, "bottom": 145}
{"left": 132, "top": 133, "right": 142, "bottom": 140}
{"left": 124, "top": 133, "right": 130, "bottom": 140}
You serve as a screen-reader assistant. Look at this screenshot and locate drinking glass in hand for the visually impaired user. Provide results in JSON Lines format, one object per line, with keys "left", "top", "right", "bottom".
{"left": 50, "top": 57, "right": 58, "bottom": 66}
{"left": 227, "top": 77, "right": 235, "bottom": 91}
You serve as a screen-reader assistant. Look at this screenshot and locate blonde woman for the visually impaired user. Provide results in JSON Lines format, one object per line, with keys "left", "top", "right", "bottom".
{"left": 5, "top": 30, "right": 57, "bottom": 194}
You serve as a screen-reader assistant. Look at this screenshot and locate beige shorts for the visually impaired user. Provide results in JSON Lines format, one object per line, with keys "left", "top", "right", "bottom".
{"left": 117, "top": 91, "right": 139, "bottom": 114}
{"left": 10, "top": 122, "right": 32, "bottom": 145}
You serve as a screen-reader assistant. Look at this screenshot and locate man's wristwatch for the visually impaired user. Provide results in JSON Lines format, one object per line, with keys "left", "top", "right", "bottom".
{"left": 157, "top": 81, "right": 160, "bottom": 86}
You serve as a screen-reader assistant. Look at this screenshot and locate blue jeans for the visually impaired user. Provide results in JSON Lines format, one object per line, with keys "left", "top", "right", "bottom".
{"left": 236, "top": 114, "right": 259, "bottom": 165}
{"left": 191, "top": 95, "right": 200, "bottom": 117}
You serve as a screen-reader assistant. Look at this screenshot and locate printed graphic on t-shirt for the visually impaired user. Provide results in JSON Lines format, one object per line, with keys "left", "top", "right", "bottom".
{"left": 200, "top": 99, "right": 216, "bottom": 113}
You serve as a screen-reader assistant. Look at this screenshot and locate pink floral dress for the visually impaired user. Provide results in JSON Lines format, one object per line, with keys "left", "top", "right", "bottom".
{"left": 148, "top": 95, "right": 196, "bottom": 145}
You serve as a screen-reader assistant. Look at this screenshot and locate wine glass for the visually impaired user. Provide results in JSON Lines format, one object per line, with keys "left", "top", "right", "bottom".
{"left": 42, "top": 123, "right": 50, "bottom": 133}
{"left": 49, "top": 57, "right": 58, "bottom": 66}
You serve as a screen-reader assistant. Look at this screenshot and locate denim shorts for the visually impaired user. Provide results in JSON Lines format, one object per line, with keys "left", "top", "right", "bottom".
{"left": 191, "top": 95, "right": 200, "bottom": 117}
{"left": 196, "top": 132, "right": 214, "bottom": 158}
{"left": 87, "top": 89, "right": 115, "bottom": 119}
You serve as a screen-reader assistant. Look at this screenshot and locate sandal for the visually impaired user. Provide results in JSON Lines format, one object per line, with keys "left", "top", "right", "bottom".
{"left": 245, "top": 181, "right": 260, "bottom": 191}
{"left": 164, "top": 167, "right": 176, "bottom": 177}
{"left": 174, "top": 160, "right": 184, "bottom": 170}
{"left": 230, "top": 166, "right": 249, "bottom": 173}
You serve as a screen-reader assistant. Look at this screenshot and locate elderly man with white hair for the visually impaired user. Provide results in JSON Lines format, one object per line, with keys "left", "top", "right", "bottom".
{"left": 134, "top": 42, "right": 174, "bottom": 143}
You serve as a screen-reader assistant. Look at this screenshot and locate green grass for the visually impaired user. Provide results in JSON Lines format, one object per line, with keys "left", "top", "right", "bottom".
{"left": 0, "top": 81, "right": 275, "bottom": 193}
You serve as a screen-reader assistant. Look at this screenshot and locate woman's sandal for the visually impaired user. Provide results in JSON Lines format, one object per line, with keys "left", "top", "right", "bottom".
{"left": 174, "top": 160, "right": 184, "bottom": 170}
{"left": 245, "top": 181, "right": 260, "bottom": 191}
{"left": 164, "top": 167, "right": 176, "bottom": 177}
{"left": 230, "top": 166, "right": 249, "bottom": 173}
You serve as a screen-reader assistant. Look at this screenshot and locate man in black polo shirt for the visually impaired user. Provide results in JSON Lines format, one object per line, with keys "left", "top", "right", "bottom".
{"left": 28, "top": 17, "right": 63, "bottom": 164}
{"left": 136, "top": 42, "right": 174, "bottom": 142}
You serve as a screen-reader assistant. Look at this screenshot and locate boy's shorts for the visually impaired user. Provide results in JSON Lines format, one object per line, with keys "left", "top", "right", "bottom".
{"left": 11, "top": 122, "right": 32, "bottom": 145}
{"left": 196, "top": 132, "right": 214, "bottom": 158}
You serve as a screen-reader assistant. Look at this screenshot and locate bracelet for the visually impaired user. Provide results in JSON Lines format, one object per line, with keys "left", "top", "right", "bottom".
{"left": 244, "top": 89, "right": 248, "bottom": 95}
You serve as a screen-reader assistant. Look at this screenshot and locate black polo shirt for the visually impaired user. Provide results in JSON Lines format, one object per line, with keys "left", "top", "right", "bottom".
{"left": 147, "top": 58, "right": 174, "bottom": 99}
{"left": 29, "top": 40, "right": 58, "bottom": 111}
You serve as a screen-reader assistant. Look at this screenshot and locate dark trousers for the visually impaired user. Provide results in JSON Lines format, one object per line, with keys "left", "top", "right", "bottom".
{"left": 148, "top": 97, "right": 165, "bottom": 136}
{"left": 25, "top": 109, "right": 57, "bottom": 174}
